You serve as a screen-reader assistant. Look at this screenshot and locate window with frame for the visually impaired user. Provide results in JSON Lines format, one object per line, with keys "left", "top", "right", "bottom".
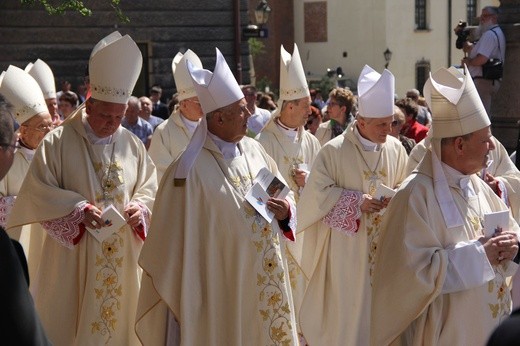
{"left": 416, "top": 59, "right": 430, "bottom": 92}
{"left": 415, "top": 0, "right": 428, "bottom": 30}
{"left": 466, "top": 0, "right": 478, "bottom": 25}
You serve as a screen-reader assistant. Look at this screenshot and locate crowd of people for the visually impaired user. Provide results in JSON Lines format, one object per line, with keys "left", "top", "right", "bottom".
{"left": 0, "top": 5, "right": 519, "bottom": 345}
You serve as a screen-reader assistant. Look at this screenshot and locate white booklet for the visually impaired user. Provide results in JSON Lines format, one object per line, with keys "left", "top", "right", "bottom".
{"left": 483, "top": 210, "right": 510, "bottom": 238}
{"left": 373, "top": 183, "right": 396, "bottom": 201}
{"left": 87, "top": 204, "right": 127, "bottom": 243}
{"left": 245, "top": 167, "right": 290, "bottom": 223}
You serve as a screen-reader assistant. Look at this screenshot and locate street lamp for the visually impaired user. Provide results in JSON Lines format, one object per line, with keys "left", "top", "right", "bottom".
{"left": 384, "top": 48, "right": 393, "bottom": 69}
{"left": 255, "top": 0, "right": 271, "bottom": 27}
{"left": 243, "top": 0, "right": 272, "bottom": 38}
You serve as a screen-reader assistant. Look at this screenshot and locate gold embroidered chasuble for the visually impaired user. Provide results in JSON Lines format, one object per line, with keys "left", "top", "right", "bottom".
{"left": 256, "top": 117, "right": 321, "bottom": 334}
{"left": 148, "top": 109, "right": 193, "bottom": 182}
{"left": 136, "top": 136, "right": 298, "bottom": 346}
{"left": 372, "top": 150, "right": 520, "bottom": 345}
{"left": 296, "top": 124, "right": 408, "bottom": 346}
{"left": 256, "top": 119, "right": 321, "bottom": 202}
{"left": 7, "top": 109, "right": 157, "bottom": 346}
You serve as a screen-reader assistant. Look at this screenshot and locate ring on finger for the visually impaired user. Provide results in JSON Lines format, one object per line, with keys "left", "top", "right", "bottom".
{"left": 92, "top": 220, "right": 98, "bottom": 227}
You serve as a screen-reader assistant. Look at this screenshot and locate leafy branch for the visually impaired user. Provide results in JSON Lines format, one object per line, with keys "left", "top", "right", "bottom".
{"left": 20, "top": 0, "right": 130, "bottom": 23}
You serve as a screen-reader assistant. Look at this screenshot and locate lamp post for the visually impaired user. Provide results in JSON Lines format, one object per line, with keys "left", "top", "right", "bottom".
{"left": 244, "top": 0, "right": 272, "bottom": 38}
{"left": 255, "top": 0, "right": 271, "bottom": 27}
{"left": 384, "top": 48, "right": 393, "bottom": 69}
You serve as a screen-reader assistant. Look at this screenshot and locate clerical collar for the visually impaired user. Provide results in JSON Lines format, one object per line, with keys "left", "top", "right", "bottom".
{"left": 82, "top": 112, "right": 113, "bottom": 145}
{"left": 275, "top": 118, "right": 298, "bottom": 141}
{"left": 19, "top": 145, "right": 35, "bottom": 161}
{"left": 441, "top": 162, "right": 475, "bottom": 193}
{"left": 180, "top": 114, "right": 200, "bottom": 135}
{"left": 207, "top": 132, "right": 240, "bottom": 159}
{"left": 354, "top": 124, "right": 380, "bottom": 151}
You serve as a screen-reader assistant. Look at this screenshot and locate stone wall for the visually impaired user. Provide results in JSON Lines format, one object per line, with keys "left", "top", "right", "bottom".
{"left": 0, "top": 0, "right": 251, "bottom": 101}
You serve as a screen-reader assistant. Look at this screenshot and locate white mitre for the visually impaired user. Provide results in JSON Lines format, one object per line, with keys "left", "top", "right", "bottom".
{"left": 0, "top": 65, "right": 48, "bottom": 124}
{"left": 187, "top": 47, "right": 244, "bottom": 115}
{"left": 89, "top": 31, "right": 142, "bottom": 104}
{"left": 424, "top": 64, "right": 490, "bottom": 139}
{"left": 357, "top": 65, "right": 395, "bottom": 118}
{"left": 172, "top": 49, "right": 203, "bottom": 102}
{"left": 423, "top": 65, "right": 490, "bottom": 229}
{"left": 25, "top": 59, "right": 56, "bottom": 100}
{"left": 173, "top": 48, "right": 244, "bottom": 183}
{"left": 279, "top": 43, "right": 309, "bottom": 101}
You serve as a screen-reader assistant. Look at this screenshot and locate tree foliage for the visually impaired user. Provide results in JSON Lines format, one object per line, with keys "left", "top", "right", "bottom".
{"left": 20, "top": 0, "right": 129, "bottom": 23}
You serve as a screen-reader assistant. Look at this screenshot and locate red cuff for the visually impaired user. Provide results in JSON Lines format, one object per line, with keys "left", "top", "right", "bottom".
{"left": 73, "top": 223, "right": 87, "bottom": 245}
{"left": 134, "top": 224, "right": 146, "bottom": 241}
{"left": 278, "top": 208, "right": 294, "bottom": 241}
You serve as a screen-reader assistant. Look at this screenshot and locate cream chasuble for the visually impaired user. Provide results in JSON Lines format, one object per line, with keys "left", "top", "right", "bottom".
{"left": 256, "top": 118, "right": 321, "bottom": 333}
{"left": 296, "top": 123, "right": 408, "bottom": 346}
{"left": 7, "top": 109, "right": 157, "bottom": 346}
{"left": 256, "top": 119, "right": 321, "bottom": 202}
{"left": 148, "top": 109, "right": 195, "bottom": 182}
{"left": 372, "top": 150, "right": 519, "bottom": 346}
{"left": 1, "top": 148, "right": 46, "bottom": 282}
{"left": 136, "top": 136, "right": 299, "bottom": 346}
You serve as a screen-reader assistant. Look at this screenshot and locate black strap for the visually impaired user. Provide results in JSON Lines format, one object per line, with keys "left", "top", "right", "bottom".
{"left": 489, "top": 27, "right": 501, "bottom": 59}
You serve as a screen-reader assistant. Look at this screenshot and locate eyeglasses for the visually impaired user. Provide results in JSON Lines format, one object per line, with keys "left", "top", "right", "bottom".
{"left": 328, "top": 101, "right": 341, "bottom": 108}
{"left": 391, "top": 120, "right": 401, "bottom": 127}
{"left": 186, "top": 99, "right": 201, "bottom": 105}
{"left": 23, "top": 123, "right": 55, "bottom": 133}
{"left": 0, "top": 142, "right": 22, "bottom": 154}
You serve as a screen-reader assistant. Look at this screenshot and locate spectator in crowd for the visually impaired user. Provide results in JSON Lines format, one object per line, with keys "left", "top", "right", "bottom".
{"left": 242, "top": 84, "right": 271, "bottom": 137}
{"left": 397, "top": 97, "right": 429, "bottom": 143}
{"left": 58, "top": 90, "right": 78, "bottom": 120}
{"left": 305, "top": 104, "right": 322, "bottom": 135}
{"left": 314, "top": 87, "right": 355, "bottom": 146}
{"left": 122, "top": 96, "right": 153, "bottom": 148}
{"left": 406, "top": 88, "right": 432, "bottom": 126}
{"left": 138, "top": 96, "right": 164, "bottom": 130}
{"left": 462, "top": 6, "right": 505, "bottom": 113}
{"left": 149, "top": 85, "right": 170, "bottom": 120}
{"left": 389, "top": 105, "right": 416, "bottom": 155}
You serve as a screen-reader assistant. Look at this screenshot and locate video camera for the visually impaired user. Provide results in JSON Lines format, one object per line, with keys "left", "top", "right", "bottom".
{"left": 454, "top": 20, "right": 470, "bottom": 49}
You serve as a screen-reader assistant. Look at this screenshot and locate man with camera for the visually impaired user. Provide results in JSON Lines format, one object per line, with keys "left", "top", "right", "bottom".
{"left": 460, "top": 6, "right": 505, "bottom": 114}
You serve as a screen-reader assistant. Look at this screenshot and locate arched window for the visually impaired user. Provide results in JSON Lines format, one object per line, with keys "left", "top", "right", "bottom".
{"left": 415, "top": 0, "right": 428, "bottom": 30}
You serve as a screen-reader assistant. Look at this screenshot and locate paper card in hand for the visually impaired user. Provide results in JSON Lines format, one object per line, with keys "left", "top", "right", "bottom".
{"left": 484, "top": 210, "right": 510, "bottom": 238}
{"left": 373, "top": 183, "right": 396, "bottom": 201}
{"left": 88, "top": 204, "right": 127, "bottom": 242}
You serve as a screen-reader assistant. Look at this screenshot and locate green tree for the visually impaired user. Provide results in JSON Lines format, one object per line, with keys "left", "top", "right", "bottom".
{"left": 20, "top": 0, "right": 129, "bottom": 23}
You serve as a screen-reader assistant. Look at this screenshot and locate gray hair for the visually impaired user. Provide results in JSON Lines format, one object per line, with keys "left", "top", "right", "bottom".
{"left": 483, "top": 6, "right": 499, "bottom": 16}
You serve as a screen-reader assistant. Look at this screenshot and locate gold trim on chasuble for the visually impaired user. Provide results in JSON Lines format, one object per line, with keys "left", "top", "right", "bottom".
{"left": 465, "top": 199, "right": 512, "bottom": 322}
{"left": 365, "top": 167, "right": 388, "bottom": 282}
{"left": 233, "top": 173, "right": 295, "bottom": 345}
{"left": 283, "top": 155, "right": 304, "bottom": 201}
{"left": 91, "top": 159, "right": 126, "bottom": 343}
